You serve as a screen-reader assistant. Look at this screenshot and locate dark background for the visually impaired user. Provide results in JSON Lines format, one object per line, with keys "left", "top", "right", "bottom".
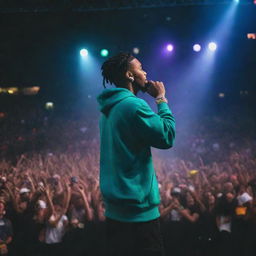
{"left": 1, "top": 4, "right": 255, "bottom": 92}
{"left": 0, "top": 1, "right": 255, "bottom": 132}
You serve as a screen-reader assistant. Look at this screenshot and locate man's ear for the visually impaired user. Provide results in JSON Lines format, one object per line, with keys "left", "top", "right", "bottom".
{"left": 125, "top": 71, "right": 134, "bottom": 81}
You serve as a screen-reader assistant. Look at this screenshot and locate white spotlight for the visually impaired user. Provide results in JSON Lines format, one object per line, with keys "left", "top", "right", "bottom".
{"left": 208, "top": 42, "right": 217, "bottom": 51}
{"left": 133, "top": 47, "right": 140, "bottom": 55}
{"left": 193, "top": 44, "right": 201, "bottom": 52}
{"left": 80, "top": 49, "right": 88, "bottom": 57}
{"left": 45, "top": 102, "right": 54, "bottom": 110}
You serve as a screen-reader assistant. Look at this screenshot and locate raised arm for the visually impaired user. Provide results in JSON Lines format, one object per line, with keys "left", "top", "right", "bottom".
{"left": 43, "top": 185, "right": 54, "bottom": 220}
{"left": 178, "top": 208, "right": 199, "bottom": 223}
{"left": 160, "top": 201, "right": 175, "bottom": 218}
{"left": 61, "top": 181, "right": 72, "bottom": 216}
{"left": 77, "top": 183, "right": 93, "bottom": 221}
{"left": 4, "top": 183, "right": 20, "bottom": 213}
{"left": 133, "top": 100, "right": 175, "bottom": 149}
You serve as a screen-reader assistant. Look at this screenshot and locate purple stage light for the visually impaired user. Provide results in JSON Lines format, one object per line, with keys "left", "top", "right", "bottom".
{"left": 166, "top": 44, "right": 174, "bottom": 52}
{"left": 193, "top": 44, "right": 201, "bottom": 52}
{"left": 208, "top": 42, "right": 217, "bottom": 51}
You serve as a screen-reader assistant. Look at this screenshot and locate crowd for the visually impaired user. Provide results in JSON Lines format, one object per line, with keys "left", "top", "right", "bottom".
{"left": 0, "top": 99, "right": 99, "bottom": 159}
{"left": 0, "top": 98, "right": 256, "bottom": 256}
{"left": 0, "top": 152, "right": 256, "bottom": 256}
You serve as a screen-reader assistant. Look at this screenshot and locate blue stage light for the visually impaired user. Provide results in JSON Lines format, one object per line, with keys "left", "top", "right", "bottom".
{"left": 208, "top": 42, "right": 217, "bottom": 51}
{"left": 80, "top": 49, "right": 88, "bottom": 57}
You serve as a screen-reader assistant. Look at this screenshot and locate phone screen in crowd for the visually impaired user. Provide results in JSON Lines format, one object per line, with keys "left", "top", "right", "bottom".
{"left": 235, "top": 206, "right": 247, "bottom": 216}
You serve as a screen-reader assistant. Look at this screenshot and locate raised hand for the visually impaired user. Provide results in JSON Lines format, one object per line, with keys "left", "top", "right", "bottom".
{"left": 146, "top": 80, "right": 166, "bottom": 98}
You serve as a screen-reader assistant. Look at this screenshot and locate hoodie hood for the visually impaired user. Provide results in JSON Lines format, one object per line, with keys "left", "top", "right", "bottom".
{"left": 97, "top": 88, "right": 135, "bottom": 114}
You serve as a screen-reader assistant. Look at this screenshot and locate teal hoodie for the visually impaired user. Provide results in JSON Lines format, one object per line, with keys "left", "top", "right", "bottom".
{"left": 97, "top": 88, "right": 175, "bottom": 222}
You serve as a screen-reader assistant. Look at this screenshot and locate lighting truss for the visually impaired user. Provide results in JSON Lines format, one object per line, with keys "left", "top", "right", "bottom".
{"left": 0, "top": 0, "right": 253, "bottom": 13}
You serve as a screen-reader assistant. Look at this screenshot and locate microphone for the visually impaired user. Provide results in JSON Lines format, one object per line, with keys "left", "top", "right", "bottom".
{"left": 142, "top": 81, "right": 153, "bottom": 93}
{"left": 145, "top": 82, "right": 151, "bottom": 90}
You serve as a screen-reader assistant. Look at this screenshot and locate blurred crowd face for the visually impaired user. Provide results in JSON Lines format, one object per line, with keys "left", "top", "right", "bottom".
{"left": 214, "top": 183, "right": 222, "bottom": 193}
{"left": 223, "top": 182, "right": 234, "bottom": 193}
{"left": 0, "top": 202, "right": 5, "bottom": 217}
{"left": 73, "top": 196, "right": 84, "bottom": 209}
{"left": 54, "top": 203, "right": 63, "bottom": 215}
{"left": 206, "top": 192, "right": 215, "bottom": 205}
{"left": 230, "top": 175, "right": 238, "bottom": 182}
{"left": 226, "top": 192, "right": 235, "bottom": 203}
{"left": 186, "top": 192, "right": 195, "bottom": 207}
{"left": 20, "top": 192, "right": 30, "bottom": 202}
{"left": 71, "top": 218, "right": 79, "bottom": 227}
{"left": 238, "top": 184, "right": 246, "bottom": 194}
{"left": 210, "top": 174, "right": 218, "bottom": 183}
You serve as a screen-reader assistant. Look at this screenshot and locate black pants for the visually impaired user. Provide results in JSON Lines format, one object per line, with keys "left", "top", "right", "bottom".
{"left": 105, "top": 217, "right": 165, "bottom": 256}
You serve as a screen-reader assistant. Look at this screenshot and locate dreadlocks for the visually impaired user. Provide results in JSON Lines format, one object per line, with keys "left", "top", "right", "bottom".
{"left": 101, "top": 52, "right": 135, "bottom": 88}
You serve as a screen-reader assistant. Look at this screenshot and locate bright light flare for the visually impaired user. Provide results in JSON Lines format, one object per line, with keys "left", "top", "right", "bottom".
{"left": 166, "top": 44, "right": 174, "bottom": 52}
{"left": 45, "top": 102, "right": 54, "bottom": 110}
{"left": 100, "top": 49, "right": 109, "bottom": 57}
{"left": 247, "top": 33, "right": 256, "bottom": 40}
{"left": 80, "top": 49, "right": 88, "bottom": 57}
{"left": 133, "top": 47, "right": 140, "bottom": 55}
{"left": 208, "top": 42, "right": 217, "bottom": 51}
{"left": 193, "top": 44, "right": 201, "bottom": 52}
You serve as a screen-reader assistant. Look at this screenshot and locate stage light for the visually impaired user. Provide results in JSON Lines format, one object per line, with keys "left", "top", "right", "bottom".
{"left": 7, "top": 87, "right": 18, "bottom": 94}
{"left": 218, "top": 93, "right": 225, "bottom": 98}
{"left": 193, "top": 44, "right": 201, "bottom": 52}
{"left": 45, "top": 102, "right": 54, "bottom": 110}
{"left": 22, "top": 87, "right": 40, "bottom": 95}
{"left": 80, "top": 49, "right": 88, "bottom": 57}
{"left": 100, "top": 49, "right": 109, "bottom": 57}
{"left": 247, "top": 33, "right": 256, "bottom": 39}
{"left": 166, "top": 44, "right": 174, "bottom": 52}
{"left": 133, "top": 47, "right": 140, "bottom": 55}
{"left": 208, "top": 42, "right": 217, "bottom": 51}
{"left": 233, "top": 0, "right": 239, "bottom": 3}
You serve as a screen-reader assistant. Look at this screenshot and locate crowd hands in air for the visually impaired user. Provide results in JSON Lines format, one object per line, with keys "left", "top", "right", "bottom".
{"left": 0, "top": 103, "right": 256, "bottom": 255}
{"left": 0, "top": 153, "right": 105, "bottom": 256}
{"left": 0, "top": 151, "right": 255, "bottom": 255}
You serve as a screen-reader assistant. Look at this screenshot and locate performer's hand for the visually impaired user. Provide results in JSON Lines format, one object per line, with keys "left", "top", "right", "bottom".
{"left": 146, "top": 80, "right": 166, "bottom": 98}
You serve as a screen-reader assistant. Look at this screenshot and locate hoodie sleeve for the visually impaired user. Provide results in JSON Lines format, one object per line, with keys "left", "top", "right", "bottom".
{"left": 133, "top": 101, "right": 175, "bottom": 149}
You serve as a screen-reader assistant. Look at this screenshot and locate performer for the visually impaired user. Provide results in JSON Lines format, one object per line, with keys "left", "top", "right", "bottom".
{"left": 97, "top": 52, "right": 176, "bottom": 256}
